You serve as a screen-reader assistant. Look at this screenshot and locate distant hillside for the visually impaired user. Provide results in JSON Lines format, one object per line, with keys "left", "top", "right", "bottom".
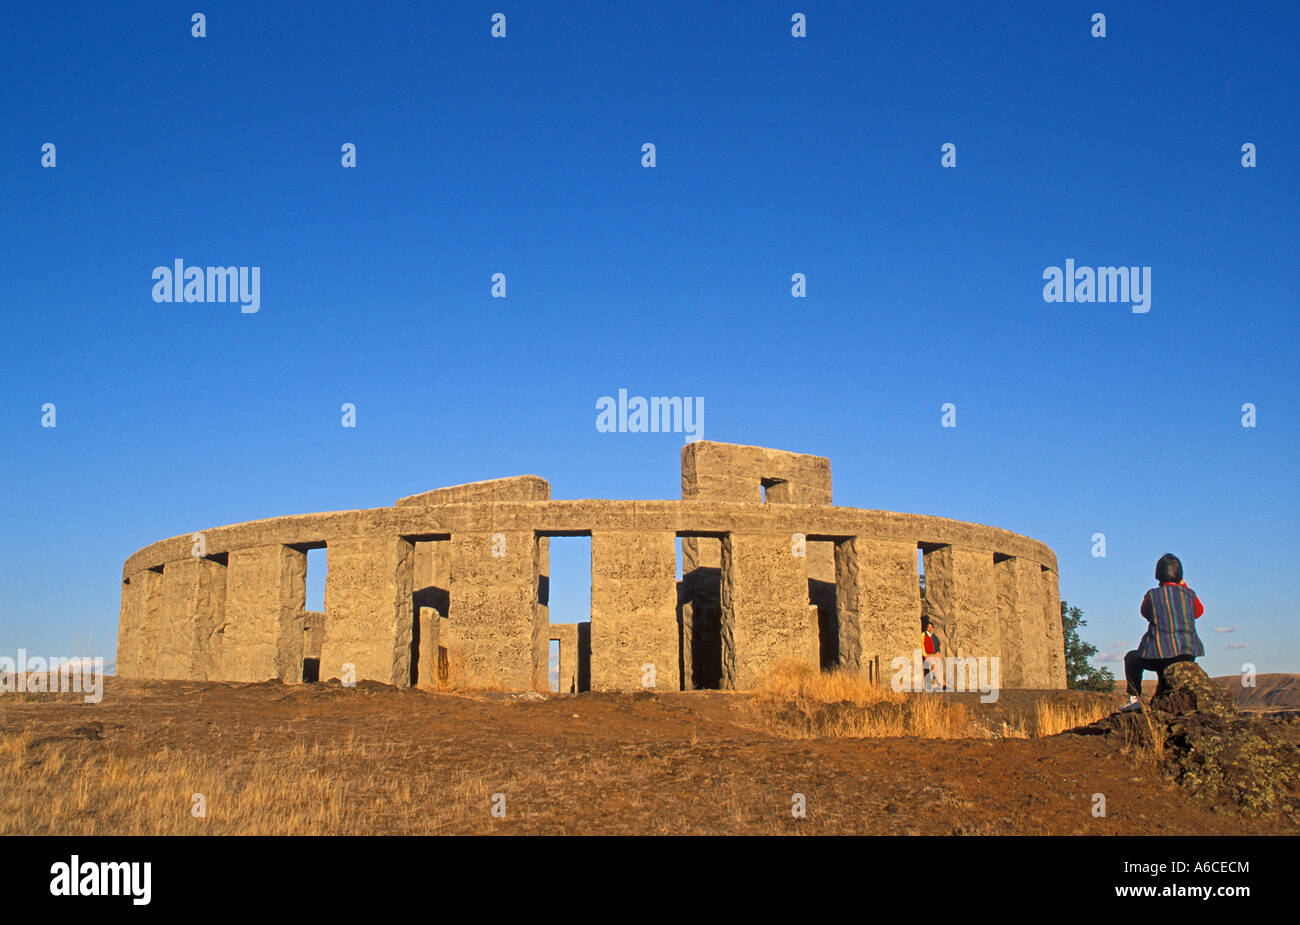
{"left": 1115, "top": 673, "right": 1300, "bottom": 713}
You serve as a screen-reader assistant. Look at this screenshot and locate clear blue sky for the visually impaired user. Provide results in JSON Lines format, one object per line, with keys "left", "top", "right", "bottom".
{"left": 2, "top": 2, "right": 1296, "bottom": 680}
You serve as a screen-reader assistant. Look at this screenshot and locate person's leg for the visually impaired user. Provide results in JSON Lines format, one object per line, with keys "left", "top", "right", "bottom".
{"left": 926, "top": 656, "right": 944, "bottom": 691}
{"left": 1123, "top": 650, "right": 1144, "bottom": 698}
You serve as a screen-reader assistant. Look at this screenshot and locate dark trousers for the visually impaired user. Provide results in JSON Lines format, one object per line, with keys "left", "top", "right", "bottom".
{"left": 1124, "top": 650, "right": 1194, "bottom": 698}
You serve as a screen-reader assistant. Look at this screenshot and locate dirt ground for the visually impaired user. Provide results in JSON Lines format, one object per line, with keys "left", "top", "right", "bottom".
{"left": 2, "top": 678, "right": 1297, "bottom": 835}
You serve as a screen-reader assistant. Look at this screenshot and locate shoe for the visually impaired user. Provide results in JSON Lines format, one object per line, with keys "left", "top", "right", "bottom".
{"left": 1120, "top": 697, "right": 1143, "bottom": 713}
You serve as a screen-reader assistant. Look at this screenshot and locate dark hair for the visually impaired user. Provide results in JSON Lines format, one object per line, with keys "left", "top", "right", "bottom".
{"left": 921, "top": 615, "right": 932, "bottom": 632}
{"left": 1156, "top": 553, "right": 1183, "bottom": 584}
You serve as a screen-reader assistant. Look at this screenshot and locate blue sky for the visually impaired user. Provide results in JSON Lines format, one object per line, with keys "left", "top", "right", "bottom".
{"left": 1, "top": 2, "right": 1296, "bottom": 680}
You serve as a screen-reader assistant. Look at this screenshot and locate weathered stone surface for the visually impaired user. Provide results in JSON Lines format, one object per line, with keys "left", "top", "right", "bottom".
{"left": 682, "top": 441, "right": 831, "bottom": 504}
{"left": 396, "top": 476, "right": 549, "bottom": 507}
{"left": 1041, "top": 567, "right": 1065, "bottom": 688}
{"left": 319, "top": 537, "right": 413, "bottom": 687}
{"left": 923, "top": 545, "right": 1000, "bottom": 664}
{"left": 220, "top": 544, "right": 305, "bottom": 682}
{"left": 1151, "top": 661, "right": 1239, "bottom": 720}
{"left": 842, "top": 537, "right": 918, "bottom": 686}
{"left": 549, "top": 622, "right": 585, "bottom": 693}
{"left": 721, "top": 533, "right": 814, "bottom": 690}
{"left": 447, "top": 531, "right": 540, "bottom": 690}
{"left": 115, "top": 568, "right": 162, "bottom": 678}
{"left": 118, "top": 442, "right": 1064, "bottom": 693}
{"left": 302, "top": 611, "right": 325, "bottom": 670}
{"left": 533, "top": 536, "right": 549, "bottom": 691}
{"left": 1082, "top": 662, "right": 1300, "bottom": 822}
{"left": 416, "top": 606, "right": 438, "bottom": 689}
{"left": 591, "top": 530, "right": 677, "bottom": 691}
{"left": 155, "top": 557, "right": 226, "bottom": 680}
{"left": 995, "top": 555, "right": 1050, "bottom": 688}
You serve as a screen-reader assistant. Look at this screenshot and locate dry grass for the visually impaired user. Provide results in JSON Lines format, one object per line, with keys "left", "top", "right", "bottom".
{"left": 1116, "top": 706, "right": 1167, "bottom": 768}
{"left": 427, "top": 652, "right": 505, "bottom": 693}
{"left": 0, "top": 726, "right": 534, "bottom": 835}
{"left": 2, "top": 675, "right": 1277, "bottom": 836}
{"left": 750, "top": 661, "right": 1117, "bottom": 740}
{"left": 1000, "top": 697, "right": 1120, "bottom": 738}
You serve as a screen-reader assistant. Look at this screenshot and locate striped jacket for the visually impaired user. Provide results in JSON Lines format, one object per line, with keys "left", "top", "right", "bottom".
{"left": 1137, "top": 582, "right": 1205, "bottom": 659}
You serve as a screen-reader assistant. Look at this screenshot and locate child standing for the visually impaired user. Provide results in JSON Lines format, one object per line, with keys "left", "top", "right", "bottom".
{"left": 1121, "top": 553, "right": 1205, "bottom": 712}
{"left": 921, "top": 615, "right": 944, "bottom": 691}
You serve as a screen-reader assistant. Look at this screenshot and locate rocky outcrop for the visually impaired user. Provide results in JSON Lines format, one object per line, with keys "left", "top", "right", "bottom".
{"left": 1079, "top": 662, "right": 1300, "bottom": 822}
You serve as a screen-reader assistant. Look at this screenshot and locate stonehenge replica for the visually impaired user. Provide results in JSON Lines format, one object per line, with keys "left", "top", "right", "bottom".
{"left": 116, "top": 442, "right": 1066, "bottom": 692}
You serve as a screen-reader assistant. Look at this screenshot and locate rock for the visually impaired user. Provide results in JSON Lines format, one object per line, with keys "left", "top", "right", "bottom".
{"left": 1150, "top": 661, "right": 1237, "bottom": 720}
{"left": 1077, "top": 662, "right": 1300, "bottom": 822}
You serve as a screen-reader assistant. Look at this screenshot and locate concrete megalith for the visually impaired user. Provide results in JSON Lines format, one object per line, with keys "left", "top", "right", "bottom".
{"left": 720, "top": 532, "right": 814, "bottom": 689}
{"left": 590, "top": 530, "right": 678, "bottom": 692}
{"left": 682, "top": 441, "right": 831, "bottom": 504}
{"left": 116, "top": 567, "right": 163, "bottom": 678}
{"left": 1041, "top": 566, "right": 1065, "bottom": 688}
{"left": 447, "top": 530, "right": 542, "bottom": 690}
{"left": 319, "top": 536, "right": 414, "bottom": 686}
{"left": 923, "top": 545, "right": 1001, "bottom": 665}
{"left": 155, "top": 557, "right": 227, "bottom": 680}
{"left": 220, "top": 544, "right": 308, "bottom": 682}
{"left": 994, "top": 555, "right": 1050, "bottom": 688}
{"left": 549, "top": 622, "right": 579, "bottom": 693}
{"left": 841, "top": 537, "right": 919, "bottom": 687}
{"left": 117, "top": 442, "right": 1064, "bottom": 692}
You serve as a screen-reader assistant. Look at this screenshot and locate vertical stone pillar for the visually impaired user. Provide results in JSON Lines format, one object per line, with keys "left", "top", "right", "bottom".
{"left": 923, "top": 546, "right": 1001, "bottom": 668}
{"left": 550, "top": 623, "right": 578, "bottom": 693}
{"left": 303, "top": 610, "right": 325, "bottom": 677}
{"left": 156, "top": 557, "right": 227, "bottom": 680}
{"left": 994, "top": 556, "right": 1048, "bottom": 689}
{"left": 720, "top": 532, "right": 813, "bottom": 690}
{"left": 221, "top": 544, "right": 306, "bottom": 682}
{"left": 447, "top": 531, "right": 539, "bottom": 690}
{"left": 533, "top": 536, "right": 550, "bottom": 691}
{"left": 132, "top": 568, "right": 164, "bottom": 677}
{"left": 416, "top": 606, "right": 438, "bottom": 688}
{"left": 590, "top": 531, "right": 678, "bottom": 691}
{"left": 116, "top": 572, "right": 150, "bottom": 678}
{"left": 1041, "top": 566, "right": 1065, "bottom": 689}
{"left": 319, "top": 536, "right": 413, "bottom": 687}
{"left": 841, "top": 538, "right": 918, "bottom": 687}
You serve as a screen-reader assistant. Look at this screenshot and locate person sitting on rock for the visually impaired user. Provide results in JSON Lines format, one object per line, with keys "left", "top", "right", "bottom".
{"left": 1121, "top": 553, "right": 1205, "bottom": 713}
{"left": 921, "top": 615, "right": 944, "bottom": 692}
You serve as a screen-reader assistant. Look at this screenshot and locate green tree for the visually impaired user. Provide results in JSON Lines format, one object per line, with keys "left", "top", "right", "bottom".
{"left": 1061, "top": 600, "right": 1116, "bottom": 691}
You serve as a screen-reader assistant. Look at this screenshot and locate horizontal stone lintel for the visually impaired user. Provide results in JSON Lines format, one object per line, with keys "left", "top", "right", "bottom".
{"left": 124, "top": 500, "right": 1056, "bottom": 578}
